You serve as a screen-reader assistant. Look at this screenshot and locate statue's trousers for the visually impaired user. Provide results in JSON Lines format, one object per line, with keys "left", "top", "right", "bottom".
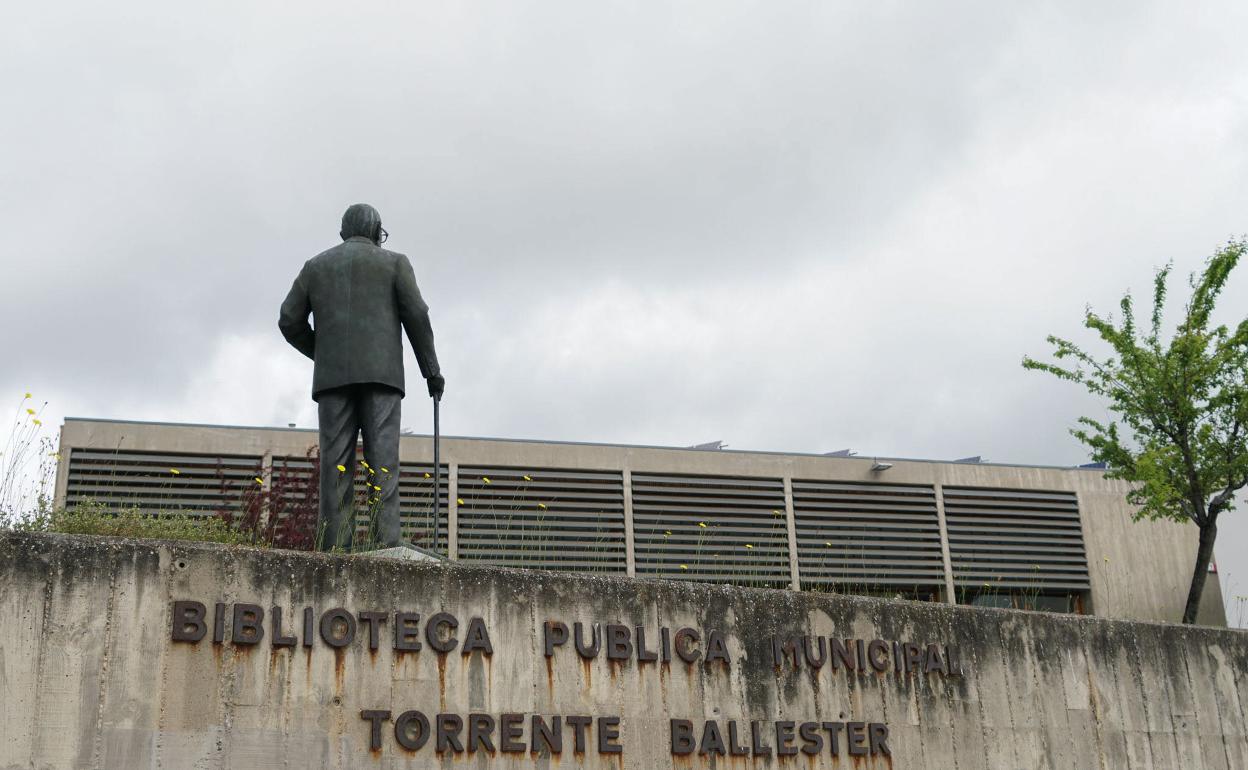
{"left": 316, "top": 384, "right": 403, "bottom": 550}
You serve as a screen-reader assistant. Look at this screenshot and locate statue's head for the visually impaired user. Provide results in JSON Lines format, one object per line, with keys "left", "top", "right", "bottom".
{"left": 340, "top": 203, "right": 387, "bottom": 244}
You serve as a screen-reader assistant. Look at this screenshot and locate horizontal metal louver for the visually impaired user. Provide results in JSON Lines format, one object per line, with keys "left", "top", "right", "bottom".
{"left": 396, "top": 462, "right": 450, "bottom": 550}
{"left": 792, "top": 480, "right": 944, "bottom": 594}
{"left": 65, "top": 448, "right": 262, "bottom": 515}
{"left": 632, "top": 473, "right": 790, "bottom": 587}
{"left": 455, "top": 467, "right": 626, "bottom": 574}
{"left": 943, "top": 487, "right": 1090, "bottom": 591}
{"left": 270, "top": 456, "right": 449, "bottom": 550}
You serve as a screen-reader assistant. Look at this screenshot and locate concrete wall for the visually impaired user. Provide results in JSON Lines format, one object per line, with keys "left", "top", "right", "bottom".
{"left": 55, "top": 418, "right": 1223, "bottom": 625}
{"left": 1, "top": 532, "right": 1245, "bottom": 770}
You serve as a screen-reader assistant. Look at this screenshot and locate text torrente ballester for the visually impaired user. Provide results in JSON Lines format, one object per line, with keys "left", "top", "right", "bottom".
{"left": 171, "top": 600, "right": 965, "bottom": 759}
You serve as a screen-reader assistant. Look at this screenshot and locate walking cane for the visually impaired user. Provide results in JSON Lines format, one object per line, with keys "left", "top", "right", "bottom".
{"left": 431, "top": 394, "right": 442, "bottom": 555}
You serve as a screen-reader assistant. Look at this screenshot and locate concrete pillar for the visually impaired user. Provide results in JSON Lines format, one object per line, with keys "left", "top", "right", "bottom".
{"left": 1074, "top": 489, "right": 1097, "bottom": 616}
{"left": 622, "top": 469, "right": 636, "bottom": 577}
{"left": 52, "top": 427, "right": 70, "bottom": 510}
{"left": 257, "top": 451, "right": 274, "bottom": 535}
{"left": 454, "top": 459, "right": 464, "bottom": 561}
{"left": 934, "top": 483, "right": 957, "bottom": 604}
{"left": 783, "top": 477, "right": 800, "bottom": 591}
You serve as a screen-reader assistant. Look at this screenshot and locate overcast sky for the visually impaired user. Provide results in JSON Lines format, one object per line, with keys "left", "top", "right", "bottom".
{"left": 3, "top": 2, "right": 1246, "bottom": 622}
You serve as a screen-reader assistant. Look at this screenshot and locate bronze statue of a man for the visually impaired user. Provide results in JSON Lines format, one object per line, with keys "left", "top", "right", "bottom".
{"left": 279, "top": 204, "right": 444, "bottom": 551}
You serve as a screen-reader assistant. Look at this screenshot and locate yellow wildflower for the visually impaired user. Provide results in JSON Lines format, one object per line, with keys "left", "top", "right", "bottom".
{"left": 483, "top": 477, "right": 491, "bottom": 484}
{"left": 825, "top": 542, "right": 832, "bottom": 547}
{"left": 423, "top": 472, "right": 430, "bottom": 478}
{"left": 744, "top": 543, "right": 753, "bottom": 549}
{"left": 32, "top": 419, "right": 41, "bottom": 426}
{"left": 664, "top": 530, "right": 672, "bottom": 537}
{"left": 254, "top": 477, "right": 264, "bottom": 485}
{"left": 26, "top": 408, "right": 34, "bottom": 415}
{"left": 381, "top": 467, "right": 390, "bottom": 473}
{"left": 373, "top": 485, "right": 381, "bottom": 492}
{"left": 337, "top": 464, "right": 346, "bottom": 473}
{"left": 361, "top": 460, "right": 370, "bottom": 468}
{"left": 523, "top": 475, "right": 532, "bottom": 481}
{"left": 24, "top": 392, "right": 31, "bottom": 399}
{"left": 680, "top": 564, "right": 689, "bottom": 570}
{"left": 169, "top": 468, "right": 181, "bottom": 475}
{"left": 698, "top": 521, "right": 707, "bottom": 528}
{"left": 537, "top": 503, "right": 548, "bottom": 510}
{"left": 457, "top": 498, "right": 465, "bottom": 506}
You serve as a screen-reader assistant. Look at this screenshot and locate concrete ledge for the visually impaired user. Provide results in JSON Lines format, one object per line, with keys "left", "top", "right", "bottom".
{"left": 1, "top": 532, "right": 1245, "bottom": 769}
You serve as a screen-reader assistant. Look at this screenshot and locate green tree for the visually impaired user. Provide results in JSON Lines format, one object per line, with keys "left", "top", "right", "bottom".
{"left": 1023, "top": 238, "right": 1248, "bottom": 625}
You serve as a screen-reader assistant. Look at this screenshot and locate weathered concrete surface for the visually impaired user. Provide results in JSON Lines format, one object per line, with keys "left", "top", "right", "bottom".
{"left": 1, "top": 532, "right": 1245, "bottom": 770}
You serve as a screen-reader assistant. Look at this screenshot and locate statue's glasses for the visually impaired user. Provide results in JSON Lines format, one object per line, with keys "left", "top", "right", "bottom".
{"left": 378, "top": 226, "right": 389, "bottom": 244}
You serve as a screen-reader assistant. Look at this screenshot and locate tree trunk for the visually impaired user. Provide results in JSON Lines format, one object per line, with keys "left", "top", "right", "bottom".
{"left": 1181, "top": 518, "right": 1218, "bottom": 624}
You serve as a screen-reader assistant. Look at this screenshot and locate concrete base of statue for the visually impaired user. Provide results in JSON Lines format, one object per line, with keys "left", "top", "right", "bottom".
{"left": 364, "top": 542, "right": 444, "bottom": 561}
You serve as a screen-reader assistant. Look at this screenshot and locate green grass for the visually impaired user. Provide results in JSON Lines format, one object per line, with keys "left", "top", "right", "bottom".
{"left": 18, "top": 500, "right": 255, "bottom": 545}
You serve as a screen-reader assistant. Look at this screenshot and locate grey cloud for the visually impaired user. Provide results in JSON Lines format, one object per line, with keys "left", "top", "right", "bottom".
{"left": 2, "top": 1, "right": 1247, "bottom": 617}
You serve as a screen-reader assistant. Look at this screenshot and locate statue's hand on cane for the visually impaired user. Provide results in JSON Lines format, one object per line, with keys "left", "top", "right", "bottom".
{"left": 427, "top": 374, "right": 445, "bottom": 400}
